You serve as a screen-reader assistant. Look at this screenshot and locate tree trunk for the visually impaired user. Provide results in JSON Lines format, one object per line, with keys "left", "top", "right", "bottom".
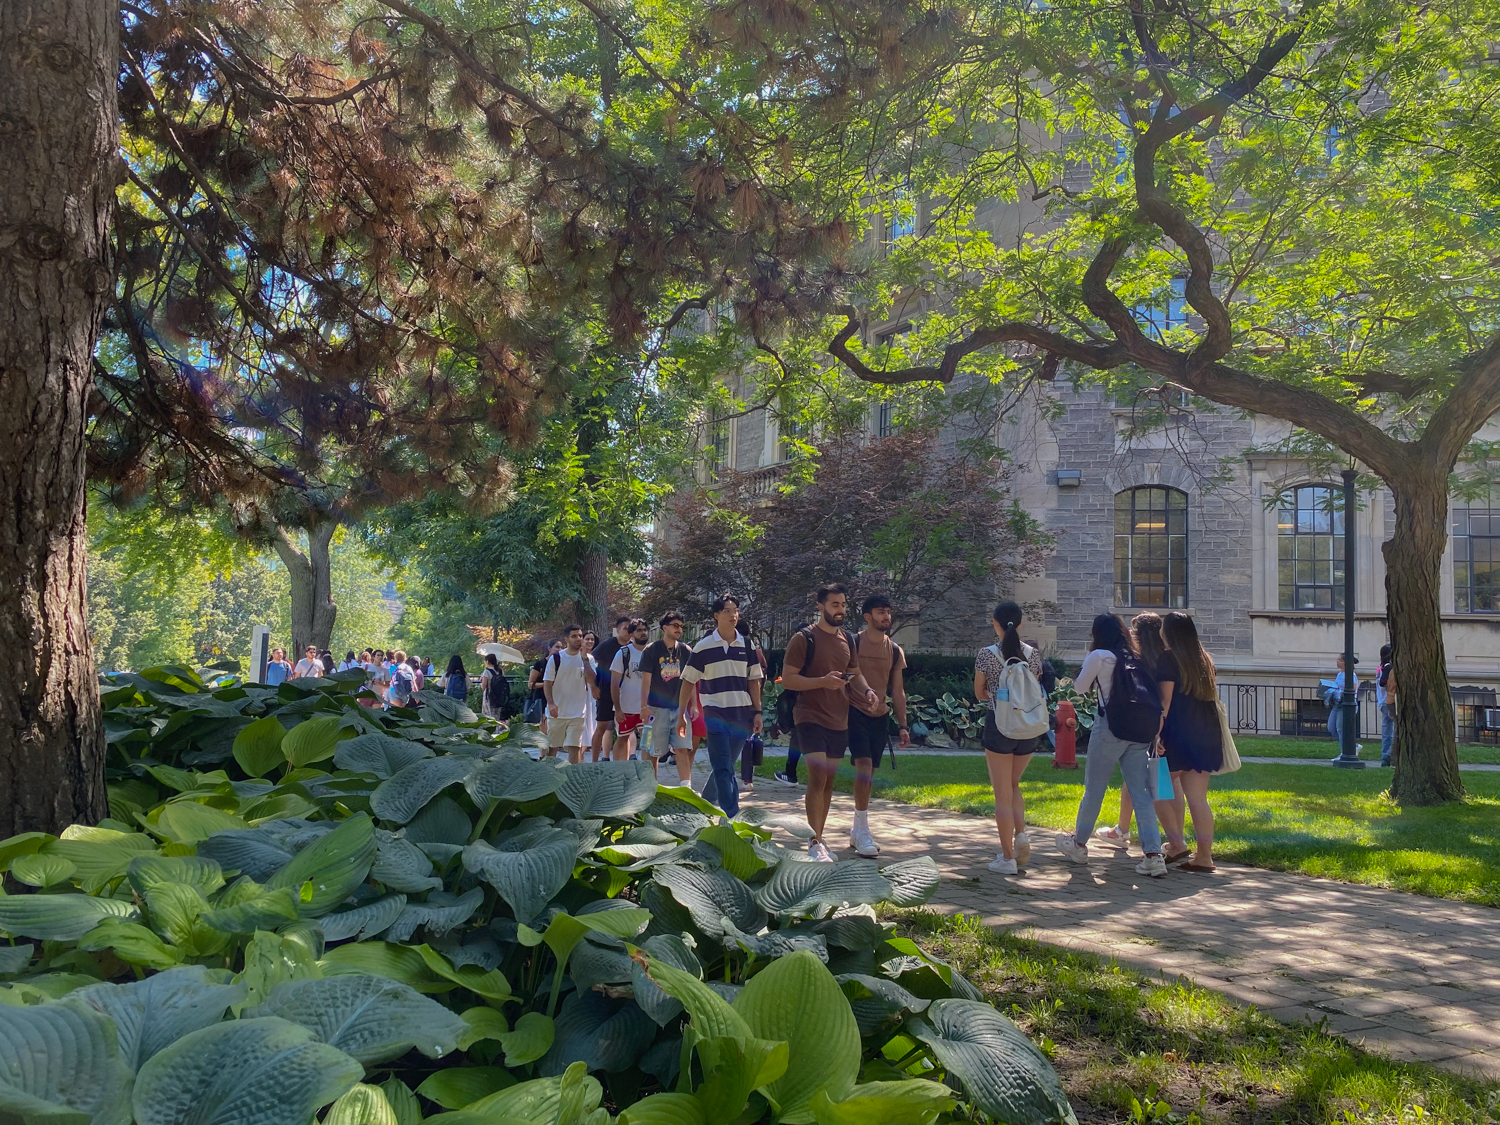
{"left": 1383, "top": 469, "right": 1465, "bottom": 805}
{"left": 577, "top": 546, "right": 610, "bottom": 637}
{"left": 0, "top": 0, "right": 117, "bottom": 836}
{"left": 271, "top": 519, "right": 339, "bottom": 654}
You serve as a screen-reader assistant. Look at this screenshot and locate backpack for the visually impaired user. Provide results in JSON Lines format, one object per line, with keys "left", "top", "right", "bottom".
{"left": 485, "top": 668, "right": 510, "bottom": 709}
{"left": 390, "top": 664, "right": 415, "bottom": 702}
{"left": 775, "top": 626, "right": 854, "bottom": 731}
{"left": 987, "top": 645, "right": 1049, "bottom": 739}
{"left": 1102, "top": 649, "right": 1163, "bottom": 744}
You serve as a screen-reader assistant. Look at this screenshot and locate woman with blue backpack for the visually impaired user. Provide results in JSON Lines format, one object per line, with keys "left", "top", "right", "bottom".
{"left": 1055, "top": 613, "right": 1169, "bottom": 877}
{"left": 976, "top": 602, "right": 1050, "bottom": 875}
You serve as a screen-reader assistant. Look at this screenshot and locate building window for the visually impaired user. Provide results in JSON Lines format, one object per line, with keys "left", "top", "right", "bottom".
{"left": 1132, "top": 278, "right": 1188, "bottom": 341}
{"left": 875, "top": 400, "right": 894, "bottom": 438}
{"left": 1277, "top": 484, "right": 1345, "bottom": 610}
{"left": 885, "top": 185, "right": 916, "bottom": 243}
{"left": 708, "top": 411, "right": 731, "bottom": 480}
{"left": 1453, "top": 491, "right": 1500, "bottom": 612}
{"left": 776, "top": 415, "right": 807, "bottom": 463}
{"left": 1114, "top": 487, "right": 1188, "bottom": 607}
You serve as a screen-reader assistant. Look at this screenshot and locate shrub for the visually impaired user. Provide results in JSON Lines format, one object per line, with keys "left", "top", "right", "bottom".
{"left": 0, "top": 664, "right": 1076, "bottom": 1125}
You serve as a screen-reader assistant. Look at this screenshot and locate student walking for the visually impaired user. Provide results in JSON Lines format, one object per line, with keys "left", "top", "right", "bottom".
{"left": 610, "top": 618, "right": 652, "bottom": 761}
{"left": 1156, "top": 612, "right": 1223, "bottom": 871}
{"left": 265, "top": 648, "right": 292, "bottom": 686}
{"left": 639, "top": 613, "right": 694, "bottom": 781}
{"left": 543, "top": 626, "right": 594, "bottom": 764}
{"left": 779, "top": 584, "right": 879, "bottom": 862}
{"left": 293, "top": 645, "right": 324, "bottom": 679}
{"left": 407, "top": 655, "right": 425, "bottom": 692}
{"left": 590, "top": 617, "right": 633, "bottom": 763}
{"left": 976, "top": 601, "right": 1047, "bottom": 874}
{"left": 846, "top": 596, "right": 910, "bottom": 857}
{"left": 525, "top": 641, "right": 561, "bottom": 726}
{"left": 480, "top": 653, "right": 509, "bottom": 719}
{"left": 678, "top": 594, "right": 764, "bottom": 818}
{"left": 1055, "top": 613, "right": 1169, "bottom": 877}
{"left": 581, "top": 632, "right": 599, "bottom": 750}
{"left": 1324, "top": 654, "right": 1362, "bottom": 759}
{"left": 1377, "top": 644, "right": 1397, "bottom": 768}
{"left": 440, "top": 655, "right": 468, "bottom": 701}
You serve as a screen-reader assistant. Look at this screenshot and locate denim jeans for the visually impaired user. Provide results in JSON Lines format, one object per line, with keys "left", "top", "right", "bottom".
{"left": 699, "top": 713, "right": 748, "bottom": 817}
{"left": 783, "top": 746, "right": 801, "bottom": 782}
{"left": 1380, "top": 703, "right": 1396, "bottom": 766}
{"left": 1075, "top": 715, "right": 1161, "bottom": 854}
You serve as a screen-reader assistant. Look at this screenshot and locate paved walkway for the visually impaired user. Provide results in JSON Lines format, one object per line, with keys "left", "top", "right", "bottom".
{"left": 724, "top": 771, "right": 1500, "bottom": 1082}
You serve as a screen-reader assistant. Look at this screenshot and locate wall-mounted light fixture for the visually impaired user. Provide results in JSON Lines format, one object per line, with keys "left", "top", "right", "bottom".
{"left": 1055, "top": 469, "right": 1082, "bottom": 489}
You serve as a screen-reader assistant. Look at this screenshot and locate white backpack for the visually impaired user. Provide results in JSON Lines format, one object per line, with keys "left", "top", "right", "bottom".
{"left": 988, "top": 644, "right": 1049, "bottom": 739}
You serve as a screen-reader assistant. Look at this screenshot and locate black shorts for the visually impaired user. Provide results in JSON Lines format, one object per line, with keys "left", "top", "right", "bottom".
{"left": 982, "top": 709, "right": 1041, "bottom": 755}
{"left": 795, "top": 722, "right": 848, "bottom": 759}
{"left": 595, "top": 696, "right": 615, "bottom": 724}
{"left": 847, "top": 708, "right": 890, "bottom": 767}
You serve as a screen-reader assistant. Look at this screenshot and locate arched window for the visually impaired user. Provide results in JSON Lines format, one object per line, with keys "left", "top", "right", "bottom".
{"left": 1453, "top": 489, "right": 1500, "bottom": 613}
{"left": 1113, "top": 487, "right": 1188, "bottom": 607}
{"left": 1277, "top": 485, "right": 1345, "bottom": 610}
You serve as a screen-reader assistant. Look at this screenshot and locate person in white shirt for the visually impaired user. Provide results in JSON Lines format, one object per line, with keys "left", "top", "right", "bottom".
{"left": 292, "top": 645, "right": 324, "bottom": 679}
{"left": 542, "top": 625, "right": 594, "bottom": 763}
{"left": 609, "top": 618, "right": 651, "bottom": 762}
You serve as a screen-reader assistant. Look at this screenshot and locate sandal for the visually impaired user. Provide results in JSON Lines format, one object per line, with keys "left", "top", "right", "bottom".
{"left": 1164, "top": 849, "right": 1193, "bottom": 865}
{"left": 1093, "top": 826, "right": 1130, "bottom": 848}
{"left": 1181, "top": 862, "right": 1217, "bottom": 873}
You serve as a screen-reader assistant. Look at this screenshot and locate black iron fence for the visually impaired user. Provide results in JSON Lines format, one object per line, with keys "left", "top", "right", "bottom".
{"left": 1216, "top": 682, "right": 1500, "bottom": 744}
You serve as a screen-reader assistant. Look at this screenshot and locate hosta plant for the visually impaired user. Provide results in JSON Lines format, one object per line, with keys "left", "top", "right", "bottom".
{"left": 0, "top": 664, "right": 1076, "bottom": 1125}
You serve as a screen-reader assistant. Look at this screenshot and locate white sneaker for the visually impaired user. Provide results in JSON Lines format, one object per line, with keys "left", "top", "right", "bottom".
{"left": 807, "top": 839, "right": 835, "bottom": 863}
{"left": 1136, "top": 854, "right": 1168, "bottom": 878}
{"left": 987, "top": 853, "right": 1018, "bottom": 875}
{"left": 1014, "top": 832, "right": 1031, "bottom": 865}
{"left": 849, "top": 824, "right": 880, "bottom": 858}
{"left": 1055, "top": 834, "right": 1091, "bottom": 864}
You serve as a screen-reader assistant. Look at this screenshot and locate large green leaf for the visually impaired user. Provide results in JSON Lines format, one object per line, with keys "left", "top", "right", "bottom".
{"left": 693, "top": 1033, "right": 789, "bottom": 1125}
{"left": 498, "top": 1011, "right": 555, "bottom": 1067}
{"left": 539, "top": 992, "right": 657, "bottom": 1077}
{"left": 233, "top": 715, "right": 289, "bottom": 778}
{"left": 69, "top": 965, "right": 245, "bottom": 1070}
{"left": 810, "top": 1080, "right": 956, "bottom": 1125}
{"left": 633, "top": 952, "right": 751, "bottom": 1041}
{"left": 734, "top": 950, "right": 861, "bottom": 1124}
{"left": 133, "top": 1016, "right": 363, "bottom": 1125}
{"left": 198, "top": 879, "right": 299, "bottom": 934}
{"left": 415, "top": 1067, "right": 515, "bottom": 1110}
{"left": 462, "top": 831, "right": 577, "bottom": 923}
{"left": 384, "top": 888, "right": 484, "bottom": 943}
{"left": 404, "top": 797, "right": 472, "bottom": 846}
{"left": 152, "top": 802, "right": 249, "bottom": 844}
{"left": 44, "top": 829, "right": 157, "bottom": 892}
{"left": 144, "top": 882, "right": 230, "bottom": 957}
{"left": 334, "top": 734, "right": 433, "bottom": 779}
{"left": 755, "top": 860, "right": 894, "bottom": 917}
{"left": 555, "top": 760, "right": 658, "bottom": 819}
{"left": 318, "top": 942, "right": 451, "bottom": 995}
{"left": 836, "top": 975, "right": 929, "bottom": 1037}
{"left": 694, "top": 824, "right": 766, "bottom": 881}
{"left": 323, "top": 1083, "right": 398, "bottom": 1125}
{"left": 465, "top": 1071, "right": 598, "bottom": 1122}
{"left": 196, "top": 829, "right": 295, "bottom": 882}
{"left": 77, "top": 920, "right": 182, "bottom": 970}
{"left": 371, "top": 831, "right": 443, "bottom": 893}
{"left": 906, "top": 999, "right": 1076, "bottom": 1125}
{"left": 127, "top": 855, "right": 224, "bottom": 898}
{"left": 8, "top": 854, "right": 75, "bottom": 889}
{"left": 464, "top": 753, "right": 565, "bottom": 805}
{"left": 281, "top": 715, "right": 349, "bottom": 768}
{"left": 234, "top": 929, "right": 323, "bottom": 1013}
{"left": 249, "top": 974, "right": 467, "bottom": 1065}
{"left": 0, "top": 893, "right": 137, "bottom": 941}
{"left": 379, "top": 1078, "right": 422, "bottom": 1125}
{"left": 618, "top": 1092, "right": 707, "bottom": 1125}
{"left": 0, "top": 999, "right": 133, "bottom": 1125}
{"left": 370, "top": 758, "right": 475, "bottom": 824}
{"left": 0, "top": 833, "right": 51, "bottom": 873}
{"left": 630, "top": 934, "right": 701, "bottom": 1027}
{"left": 265, "top": 813, "right": 376, "bottom": 918}
{"left": 878, "top": 858, "right": 940, "bottom": 908}
{"left": 652, "top": 865, "right": 765, "bottom": 940}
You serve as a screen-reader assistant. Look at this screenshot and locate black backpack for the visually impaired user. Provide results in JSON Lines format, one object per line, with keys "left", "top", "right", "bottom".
{"left": 485, "top": 668, "right": 510, "bottom": 710}
{"left": 775, "top": 626, "right": 855, "bottom": 731}
{"left": 1103, "top": 649, "right": 1163, "bottom": 744}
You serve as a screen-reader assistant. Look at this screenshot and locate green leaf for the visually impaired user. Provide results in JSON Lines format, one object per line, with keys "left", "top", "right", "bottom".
{"left": 144, "top": 882, "right": 230, "bottom": 957}
{"left": 462, "top": 831, "right": 577, "bottom": 923}
{"left": 457, "top": 1006, "right": 508, "bottom": 1049}
{"left": 632, "top": 951, "right": 751, "bottom": 1041}
{"left": 371, "top": 831, "right": 443, "bottom": 893}
{"left": 695, "top": 824, "right": 765, "bottom": 881}
{"left": 384, "top": 887, "right": 484, "bottom": 943}
{"left": 334, "top": 734, "right": 434, "bottom": 779}
{"left": 555, "top": 759, "right": 658, "bottom": 818}
{"left": 652, "top": 865, "right": 765, "bottom": 940}
{"left": 0, "top": 833, "right": 51, "bottom": 873}
{"left": 233, "top": 715, "right": 289, "bottom": 778}
{"left": 249, "top": 974, "right": 467, "bottom": 1065}
{"left": 693, "top": 1033, "right": 790, "bottom": 1124}
{"left": 77, "top": 919, "right": 183, "bottom": 970}
{"left": 809, "top": 1080, "right": 956, "bottom": 1125}
{"left": 416, "top": 1066, "right": 516, "bottom": 1109}
{"left": 198, "top": 879, "right": 299, "bottom": 934}
{"left": 235, "top": 929, "right": 323, "bottom": 1012}
{"left": 0, "top": 946, "right": 33, "bottom": 976}
{"left": 282, "top": 715, "right": 350, "bottom": 768}
{"left": 370, "top": 757, "right": 475, "bottom": 824}
{"left": 906, "top": 999, "right": 1076, "bottom": 1125}
{"left": 540, "top": 992, "right": 657, "bottom": 1077}
{"left": 128, "top": 854, "right": 225, "bottom": 898}
{"left": 618, "top": 1092, "right": 707, "bottom": 1125}
{"left": 412, "top": 944, "right": 513, "bottom": 1001}
{"left": 69, "top": 965, "right": 246, "bottom": 1070}
{"left": 755, "top": 860, "right": 894, "bottom": 917}
{"left": 630, "top": 934, "right": 700, "bottom": 1027}
{"left": 734, "top": 950, "right": 861, "bottom": 1124}
{"left": 9, "top": 853, "right": 76, "bottom": 888}
{"left": 133, "top": 1016, "right": 363, "bottom": 1125}
{"left": 878, "top": 858, "right": 940, "bottom": 907}
{"left": 323, "top": 1083, "right": 398, "bottom": 1125}
{"left": 378, "top": 1078, "right": 422, "bottom": 1125}
{"left": 0, "top": 1000, "right": 133, "bottom": 1125}
{"left": 499, "top": 1010, "right": 555, "bottom": 1066}
{"left": 836, "top": 975, "right": 930, "bottom": 1037}
{"left": 319, "top": 893, "right": 407, "bottom": 942}
{"left": 465, "top": 1072, "right": 596, "bottom": 1122}
{"left": 404, "top": 796, "right": 472, "bottom": 846}
{"left": 463, "top": 753, "right": 565, "bottom": 805}
{"left": 152, "top": 802, "right": 250, "bottom": 844}
{"left": 265, "top": 813, "right": 376, "bottom": 918}
{"left": 0, "top": 893, "right": 137, "bottom": 941}
{"left": 319, "top": 942, "right": 449, "bottom": 994}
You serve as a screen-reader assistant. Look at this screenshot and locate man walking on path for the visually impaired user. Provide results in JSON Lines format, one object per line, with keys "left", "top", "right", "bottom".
{"left": 847, "top": 594, "right": 911, "bottom": 857}
{"left": 780, "top": 584, "right": 878, "bottom": 862}
{"left": 678, "top": 594, "right": 763, "bottom": 817}
{"left": 610, "top": 618, "right": 651, "bottom": 761}
{"left": 293, "top": 645, "right": 324, "bottom": 679}
{"left": 543, "top": 626, "right": 593, "bottom": 764}
{"left": 265, "top": 648, "right": 292, "bottom": 686}
{"left": 590, "top": 617, "right": 633, "bottom": 762}
{"left": 640, "top": 613, "right": 694, "bottom": 781}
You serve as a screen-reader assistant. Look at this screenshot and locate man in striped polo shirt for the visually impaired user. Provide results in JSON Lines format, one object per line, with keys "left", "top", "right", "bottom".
{"left": 677, "top": 593, "right": 763, "bottom": 817}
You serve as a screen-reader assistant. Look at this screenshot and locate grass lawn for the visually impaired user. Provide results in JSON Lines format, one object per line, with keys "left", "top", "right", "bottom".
{"left": 897, "top": 910, "right": 1499, "bottom": 1125}
{"left": 756, "top": 754, "right": 1500, "bottom": 906}
{"left": 1233, "top": 736, "right": 1500, "bottom": 765}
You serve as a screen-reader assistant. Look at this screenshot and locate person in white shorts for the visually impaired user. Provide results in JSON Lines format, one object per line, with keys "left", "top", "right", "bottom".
{"left": 543, "top": 625, "right": 593, "bottom": 763}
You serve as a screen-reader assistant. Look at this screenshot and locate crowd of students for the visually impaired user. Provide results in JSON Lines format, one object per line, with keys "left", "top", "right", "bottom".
{"left": 261, "top": 644, "right": 481, "bottom": 709}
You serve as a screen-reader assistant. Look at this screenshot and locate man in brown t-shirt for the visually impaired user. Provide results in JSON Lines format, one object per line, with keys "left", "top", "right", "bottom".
{"left": 780, "top": 583, "right": 877, "bottom": 862}
{"left": 846, "top": 594, "right": 911, "bottom": 857}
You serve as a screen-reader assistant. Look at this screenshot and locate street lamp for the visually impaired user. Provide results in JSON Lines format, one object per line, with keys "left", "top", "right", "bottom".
{"left": 1333, "top": 467, "right": 1365, "bottom": 768}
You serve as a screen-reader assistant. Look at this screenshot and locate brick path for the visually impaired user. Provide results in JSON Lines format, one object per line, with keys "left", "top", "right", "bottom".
{"left": 723, "top": 771, "right": 1500, "bottom": 1082}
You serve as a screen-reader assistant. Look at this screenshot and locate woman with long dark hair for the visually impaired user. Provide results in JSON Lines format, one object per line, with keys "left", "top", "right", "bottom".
{"left": 975, "top": 601, "right": 1045, "bottom": 874}
{"left": 441, "top": 654, "right": 468, "bottom": 700}
{"left": 1054, "top": 613, "right": 1167, "bottom": 876}
{"left": 1160, "top": 612, "right": 1222, "bottom": 872}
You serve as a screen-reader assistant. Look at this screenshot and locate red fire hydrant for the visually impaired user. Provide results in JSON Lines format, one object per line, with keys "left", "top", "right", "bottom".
{"left": 1053, "top": 700, "right": 1079, "bottom": 769}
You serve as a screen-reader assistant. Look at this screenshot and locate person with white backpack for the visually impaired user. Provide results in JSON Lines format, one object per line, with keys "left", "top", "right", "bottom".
{"left": 975, "top": 602, "right": 1050, "bottom": 875}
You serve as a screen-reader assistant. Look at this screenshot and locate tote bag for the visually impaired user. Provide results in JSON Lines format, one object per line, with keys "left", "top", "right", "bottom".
{"left": 1213, "top": 699, "right": 1242, "bottom": 774}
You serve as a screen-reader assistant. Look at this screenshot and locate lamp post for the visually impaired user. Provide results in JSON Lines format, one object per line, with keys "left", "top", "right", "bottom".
{"left": 1333, "top": 467, "right": 1365, "bottom": 768}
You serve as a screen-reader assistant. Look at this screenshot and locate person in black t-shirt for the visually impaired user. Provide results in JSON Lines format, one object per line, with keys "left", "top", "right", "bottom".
{"left": 588, "top": 616, "right": 633, "bottom": 762}
{"left": 525, "top": 640, "right": 562, "bottom": 727}
{"left": 638, "top": 612, "right": 694, "bottom": 780}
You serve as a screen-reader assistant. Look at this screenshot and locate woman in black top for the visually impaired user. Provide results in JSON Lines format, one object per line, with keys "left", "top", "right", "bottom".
{"left": 1160, "top": 612, "right": 1222, "bottom": 872}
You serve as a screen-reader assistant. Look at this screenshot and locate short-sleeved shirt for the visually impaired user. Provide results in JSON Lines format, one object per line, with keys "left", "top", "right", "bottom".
{"left": 610, "top": 644, "right": 649, "bottom": 716}
{"left": 293, "top": 658, "right": 324, "bottom": 678}
{"left": 1156, "top": 651, "right": 1223, "bottom": 766}
{"left": 593, "top": 637, "right": 624, "bottom": 691}
{"left": 851, "top": 632, "right": 906, "bottom": 718}
{"left": 265, "top": 661, "right": 291, "bottom": 686}
{"left": 785, "top": 627, "right": 862, "bottom": 731}
{"left": 975, "top": 642, "right": 1042, "bottom": 702}
{"left": 682, "top": 630, "right": 763, "bottom": 725}
{"left": 543, "top": 651, "right": 594, "bottom": 719}
{"left": 527, "top": 658, "right": 547, "bottom": 702}
{"left": 640, "top": 640, "right": 693, "bottom": 710}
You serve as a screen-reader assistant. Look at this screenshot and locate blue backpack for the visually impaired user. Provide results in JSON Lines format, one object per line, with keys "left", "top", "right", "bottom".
{"left": 390, "top": 664, "right": 415, "bottom": 702}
